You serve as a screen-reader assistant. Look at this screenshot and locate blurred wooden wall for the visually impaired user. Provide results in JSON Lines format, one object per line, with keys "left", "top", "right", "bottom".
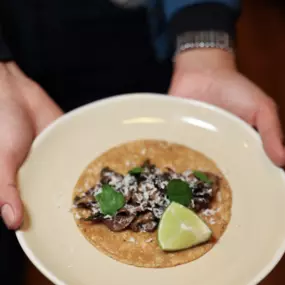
{"left": 237, "top": 1, "right": 285, "bottom": 283}
{"left": 237, "top": 0, "right": 285, "bottom": 125}
{"left": 24, "top": 0, "right": 285, "bottom": 284}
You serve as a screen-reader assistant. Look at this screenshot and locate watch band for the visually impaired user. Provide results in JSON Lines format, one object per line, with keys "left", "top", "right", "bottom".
{"left": 174, "top": 31, "right": 235, "bottom": 57}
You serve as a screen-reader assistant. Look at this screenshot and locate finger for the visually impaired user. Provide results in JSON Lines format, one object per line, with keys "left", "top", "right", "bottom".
{"left": 256, "top": 101, "right": 285, "bottom": 166}
{"left": 0, "top": 157, "right": 23, "bottom": 230}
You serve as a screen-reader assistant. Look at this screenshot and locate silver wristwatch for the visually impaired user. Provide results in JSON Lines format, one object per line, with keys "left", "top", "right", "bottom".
{"left": 174, "top": 31, "right": 234, "bottom": 57}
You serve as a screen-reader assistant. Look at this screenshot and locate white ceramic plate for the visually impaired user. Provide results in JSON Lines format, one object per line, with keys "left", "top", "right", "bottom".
{"left": 16, "top": 93, "right": 285, "bottom": 285}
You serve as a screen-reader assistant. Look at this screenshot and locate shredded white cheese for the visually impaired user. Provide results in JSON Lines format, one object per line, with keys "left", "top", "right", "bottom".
{"left": 127, "top": 237, "right": 136, "bottom": 243}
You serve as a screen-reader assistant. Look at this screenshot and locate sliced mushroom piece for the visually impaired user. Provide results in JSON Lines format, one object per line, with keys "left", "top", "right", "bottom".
{"left": 193, "top": 172, "right": 220, "bottom": 195}
{"left": 193, "top": 182, "right": 212, "bottom": 199}
{"left": 192, "top": 197, "right": 211, "bottom": 212}
{"left": 149, "top": 189, "right": 160, "bottom": 201}
{"left": 165, "top": 167, "right": 180, "bottom": 179}
{"left": 100, "top": 167, "right": 123, "bottom": 185}
{"left": 154, "top": 174, "right": 170, "bottom": 191}
{"left": 191, "top": 173, "right": 220, "bottom": 212}
{"left": 203, "top": 172, "right": 220, "bottom": 196}
{"left": 124, "top": 190, "right": 132, "bottom": 203}
{"left": 131, "top": 192, "right": 144, "bottom": 204}
{"left": 103, "top": 211, "right": 136, "bottom": 232}
{"left": 123, "top": 204, "right": 138, "bottom": 215}
{"left": 137, "top": 173, "right": 148, "bottom": 183}
{"left": 130, "top": 212, "right": 155, "bottom": 232}
{"left": 141, "top": 221, "right": 157, "bottom": 232}
{"left": 182, "top": 171, "right": 196, "bottom": 183}
{"left": 85, "top": 186, "right": 99, "bottom": 196}
{"left": 74, "top": 195, "right": 95, "bottom": 209}
{"left": 153, "top": 207, "right": 164, "bottom": 219}
{"left": 162, "top": 172, "right": 171, "bottom": 181}
{"left": 76, "top": 203, "right": 92, "bottom": 209}
{"left": 127, "top": 202, "right": 148, "bottom": 215}
{"left": 73, "top": 196, "right": 81, "bottom": 203}
{"left": 141, "top": 160, "right": 156, "bottom": 174}
{"left": 82, "top": 213, "right": 104, "bottom": 223}
{"left": 149, "top": 190, "right": 167, "bottom": 208}
{"left": 117, "top": 207, "right": 133, "bottom": 215}
{"left": 141, "top": 159, "right": 152, "bottom": 169}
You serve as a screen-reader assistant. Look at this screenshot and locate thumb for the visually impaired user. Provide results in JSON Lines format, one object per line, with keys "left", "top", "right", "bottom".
{"left": 0, "top": 157, "right": 23, "bottom": 230}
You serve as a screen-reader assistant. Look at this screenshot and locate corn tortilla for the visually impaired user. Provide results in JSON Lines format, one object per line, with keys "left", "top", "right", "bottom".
{"left": 72, "top": 140, "right": 232, "bottom": 268}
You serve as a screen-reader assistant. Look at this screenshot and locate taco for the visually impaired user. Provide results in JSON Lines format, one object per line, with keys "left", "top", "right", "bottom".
{"left": 72, "top": 140, "right": 232, "bottom": 268}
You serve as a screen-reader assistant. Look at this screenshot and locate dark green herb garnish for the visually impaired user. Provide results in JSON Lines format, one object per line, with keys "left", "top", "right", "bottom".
{"left": 96, "top": 185, "right": 125, "bottom": 216}
{"left": 166, "top": 179, "right": 192, "bottom": 206}
{"left": 193, "top": 171, "right": 212, "bottom": 185}
{"left": 129, "top": 167, "right": 144, "bottom": 175}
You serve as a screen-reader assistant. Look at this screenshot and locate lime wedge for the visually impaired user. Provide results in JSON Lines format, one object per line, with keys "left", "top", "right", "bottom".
{"left": 158, "top": 202, "right": 212, "bottom": 251}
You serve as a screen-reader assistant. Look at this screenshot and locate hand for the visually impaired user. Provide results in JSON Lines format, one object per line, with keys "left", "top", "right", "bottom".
{"left": 0, "top": 62, "right": 63, "bottom": 229}
{"left": 169, "top": 49, "right": 285, "bottom": 166}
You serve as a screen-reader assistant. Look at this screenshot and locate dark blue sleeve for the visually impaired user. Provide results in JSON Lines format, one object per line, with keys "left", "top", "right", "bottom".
{"left": 163, "top": 0, "right": 241, "bottom": 43}
{"left": 164, "top": 0, "right": 240, "bottom": 20}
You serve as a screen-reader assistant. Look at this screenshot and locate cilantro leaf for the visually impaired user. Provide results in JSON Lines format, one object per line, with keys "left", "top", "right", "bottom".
{"left": 193, "top": 171, "right": 212, "bottom": 185}
{"left": 166, "top": 179, "right": 192, "bottom": 206}
{"left": 129, "top": 167, "right": 143, "bottom": 175}
{"left": 96, "top": 185, "right": 125, "bottom": 216}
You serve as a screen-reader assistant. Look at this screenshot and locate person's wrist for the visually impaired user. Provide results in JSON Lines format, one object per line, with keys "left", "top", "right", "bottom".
{"left": 0, "top": 61, "right": 15, "bottom": 76}
{"left": 0, "top": 61, "right": 8, "bottom": 70}
{"left": 0, "top": 62, "right": 11, "bottom": 87}
{"left": 174, "top": 48, "right": 236, "bottom": 75}
{"left": 0, "top": 60, "right": 14, "bottom": 66}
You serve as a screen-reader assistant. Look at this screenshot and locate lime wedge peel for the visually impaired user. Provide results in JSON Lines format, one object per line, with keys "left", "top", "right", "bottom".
{"left": 158, "top": 202, "right": 212, "bottom": 251}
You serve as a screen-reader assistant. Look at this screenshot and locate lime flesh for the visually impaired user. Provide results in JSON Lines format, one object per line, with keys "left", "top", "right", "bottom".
{"left": 158, "top": 202, "right": 212, "bottom": 251}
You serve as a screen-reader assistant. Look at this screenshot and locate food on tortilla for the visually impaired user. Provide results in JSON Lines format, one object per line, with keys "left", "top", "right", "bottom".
{"left": 72, "top": 140, "right": 232, "bottom": 268}
{"left": 73, "top": 160, "right": 218, "bottom": 234}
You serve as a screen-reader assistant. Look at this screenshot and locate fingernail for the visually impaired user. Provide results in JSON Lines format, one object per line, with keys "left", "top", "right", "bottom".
{"left": 1, "top": 204, "right": 15, "bottom": 229}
